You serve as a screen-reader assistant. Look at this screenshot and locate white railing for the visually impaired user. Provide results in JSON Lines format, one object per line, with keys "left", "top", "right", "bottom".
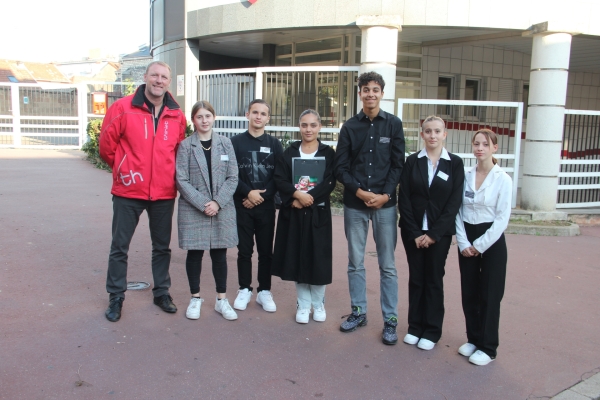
{"left": 397, "top": 99, "right": 523, "bottom": 208}
{"left": 557, "top": 109, "right": 600, "bottom": 209}
{"left": 0, "top": 82, "right": 140, "bottom": 149}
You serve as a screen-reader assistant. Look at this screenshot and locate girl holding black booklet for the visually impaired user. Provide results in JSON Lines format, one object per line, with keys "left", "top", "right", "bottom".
{"left": 272, "top": 109, "right": 336, "bottom": 324}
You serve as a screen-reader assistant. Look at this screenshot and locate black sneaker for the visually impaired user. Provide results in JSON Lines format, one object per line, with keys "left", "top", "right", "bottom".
{"left": 105, "top": 297, "right": 124, "bottom": 322}
{"left": 340, "top": 306, "right": 367, "bottom": 332}
{"left": 382, "top": 316, "right": 398, "bottom": 345}
{"left": 153, "top": 294, "right": 177, "bottom": 313}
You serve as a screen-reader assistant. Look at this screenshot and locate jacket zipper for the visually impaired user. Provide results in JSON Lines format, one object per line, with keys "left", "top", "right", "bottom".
{"left": 144, "top": 118, "right": 148, "bottom": 139}
{"left": 149, "top": 114, "right": 155, "bottom": 199}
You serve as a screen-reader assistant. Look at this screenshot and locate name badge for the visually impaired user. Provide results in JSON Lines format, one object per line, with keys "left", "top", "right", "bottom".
{"left": 379, "top": 137, "right": 390, "bottom": 144}
{"left": 260, "top": 147, "right": 271, "bottom": 153}
{"left": 465, "top": 191, "right": 475, "bottom": 199}
{"left": 437, "top": 171, "right": 449, "bottom": 181}
{"left": 221, "top": 155, "right": 229, "bottom": 161}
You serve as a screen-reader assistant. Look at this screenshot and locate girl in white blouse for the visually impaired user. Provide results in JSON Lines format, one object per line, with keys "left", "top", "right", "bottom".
{"left": 455, "top": 129, "right": 512, "bottom": 366}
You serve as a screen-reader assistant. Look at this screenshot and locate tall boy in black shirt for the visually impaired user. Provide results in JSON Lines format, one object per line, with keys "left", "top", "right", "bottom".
{"left": 334, "top": 72, "right": 405, "bottom": 345}
{"left": 231, "top": 99, "right": 283, "bottom": 313}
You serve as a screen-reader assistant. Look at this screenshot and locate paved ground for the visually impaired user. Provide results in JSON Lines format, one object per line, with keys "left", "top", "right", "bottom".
{"left": 0, "top": 149, "right": 599, "bottom": 400}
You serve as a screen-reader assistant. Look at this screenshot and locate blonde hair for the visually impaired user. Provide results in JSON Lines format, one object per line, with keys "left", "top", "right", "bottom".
{"left": 472, "top": 129, "right": 498, "bottom": 165}
{"left": 421, "top": 115, "right": 446, "bottom": 130}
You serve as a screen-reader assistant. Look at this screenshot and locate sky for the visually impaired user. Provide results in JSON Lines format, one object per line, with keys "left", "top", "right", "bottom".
{"left": 1, "top": 0, "right": 149, "bottom": 62}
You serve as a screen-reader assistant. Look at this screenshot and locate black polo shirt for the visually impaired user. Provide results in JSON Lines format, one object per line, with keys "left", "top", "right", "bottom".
{"left": 334, "top": 109, "right": 405, "bottom": 210}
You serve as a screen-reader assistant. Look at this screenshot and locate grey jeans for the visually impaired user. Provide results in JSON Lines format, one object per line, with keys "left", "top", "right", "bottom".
{"left": 344, "top": 206, "right": 398, "bottom": 321}
{"left": 295, "top": 283, "right": 326, "bottom": 310}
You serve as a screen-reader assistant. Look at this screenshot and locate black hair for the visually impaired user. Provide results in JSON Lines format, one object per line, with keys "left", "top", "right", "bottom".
{"left": 357, "top": 71, "right": 385, "bottom": 91}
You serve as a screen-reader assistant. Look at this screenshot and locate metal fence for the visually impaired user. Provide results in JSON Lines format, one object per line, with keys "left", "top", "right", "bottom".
{"left": 0, "top": 82, "right": 140, "bottom": 148}
{"left": 557, "top": 110, "right": 600, "bottom": 208}
{"left": 193, "top": 67, "right": 360, "bottom": 146}
{"left": 397, "top": 99, "right": 523, "bottom": 208}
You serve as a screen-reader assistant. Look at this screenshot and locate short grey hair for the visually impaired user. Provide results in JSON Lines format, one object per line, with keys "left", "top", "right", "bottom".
{"left": 298, "top": 109, "right": 321, "bottom": 125}
{"left": 145, "top": 61, "right": 172, "bottom": 76}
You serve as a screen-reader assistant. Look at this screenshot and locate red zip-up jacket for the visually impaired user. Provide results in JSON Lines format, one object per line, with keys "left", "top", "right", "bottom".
{"left": 99, "top": 85, "right": 187, "bottom": 200}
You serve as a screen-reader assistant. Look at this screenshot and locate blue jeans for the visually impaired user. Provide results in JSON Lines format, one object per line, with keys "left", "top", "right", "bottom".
{"left": 344, "top": 206, "right": 398, "bottom": 321}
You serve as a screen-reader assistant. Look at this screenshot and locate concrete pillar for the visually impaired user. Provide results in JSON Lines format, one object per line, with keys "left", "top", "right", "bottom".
{"left": 356, "top": 15, "right": 402, "bottom": 114}
{"left": 521, "top": 29, "right": 572, "bottom": 211}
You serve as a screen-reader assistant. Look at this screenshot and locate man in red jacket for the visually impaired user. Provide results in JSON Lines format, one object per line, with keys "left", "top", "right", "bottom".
{"left": 99, "top": 61, "right": 186, "bottom": 322}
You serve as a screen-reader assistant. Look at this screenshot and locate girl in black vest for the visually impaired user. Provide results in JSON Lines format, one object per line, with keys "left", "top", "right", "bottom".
{"left": 398, "top": 116, "right": 465, "bottom": 350}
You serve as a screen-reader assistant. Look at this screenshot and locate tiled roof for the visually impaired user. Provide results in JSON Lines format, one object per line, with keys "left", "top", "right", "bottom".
{"left": 0, "top": 60, "right": 36, "bottom": 83}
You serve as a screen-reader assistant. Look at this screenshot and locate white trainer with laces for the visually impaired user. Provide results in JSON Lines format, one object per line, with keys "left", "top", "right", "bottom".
{"left": 417, "top": 338, "right": 436, "bottom": 350}
{"left": 469, "top": 350, "right": 494, "bottom": 366}
{"left": 312, "top": 304, "right": 326, "bottom": 322}
{"left": 233, "top": 288, "right": 252, "bottom": 310}
{"left": 256, "top": 290, "right": 276, "bottom": 312}
{"left": 215, "top": 297, "right": 238, "bottom": 320}
{"left": 296, "top": 307, "right": 310, "bottom": 324}
{"left": 185, "top": 297, "right": 203, "bottom": 320}
{"left": 458, "top": 343, "right": 477, "bottom": 357}
{"left": 403, "top": 333, "right": 419, "bottom": 345}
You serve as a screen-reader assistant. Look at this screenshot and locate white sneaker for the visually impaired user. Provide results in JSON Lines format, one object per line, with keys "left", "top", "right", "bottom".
{"left": 403, "top": 334, "right": 419, "bottom": 345}
{"left": 215, "top": 297, "right": 238, "bottom": 320}
{"left": 458, "top": 343, "right": 477, "bottom": 357}
{"left": 256, "top": 290, "right": 276, "bottom": 312}
{"left": 469, "top": 350, "right": 494, "bottom": 366}
{"left": 233, "top": 288, "right": 252, "bottom": 310}
{"left": 185, "top": 297, "right": 203, "bottom": 320}
{"left": 417, "top": 338, "right": 435, "bottom": 350}
{"left": 312, "top": 304, "right": 326, "bottom": 322}
{"left": 296, "top": 307, "right": 310, "bottom": 324}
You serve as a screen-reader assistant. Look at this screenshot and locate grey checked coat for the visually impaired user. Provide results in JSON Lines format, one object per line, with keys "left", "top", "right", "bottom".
{"left": 176, "top": 133, "right": 239, "bottom": 250}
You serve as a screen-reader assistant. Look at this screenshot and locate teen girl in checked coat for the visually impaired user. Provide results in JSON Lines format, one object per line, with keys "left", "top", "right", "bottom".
{"left": 176, "top": 101, "right": 239, "bottom": 321}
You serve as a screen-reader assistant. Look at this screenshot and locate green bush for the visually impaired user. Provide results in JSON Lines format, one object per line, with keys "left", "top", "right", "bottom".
{"left": 81, "top": 119, "right": 111, "bottom": 171}
{"left": 330, "top": 181, "right": 345, "bottom": 208}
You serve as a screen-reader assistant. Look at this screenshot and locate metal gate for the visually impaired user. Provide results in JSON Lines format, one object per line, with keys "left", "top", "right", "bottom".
{"left": 558, "top": 110, "right": 600, "bottom": 208}
{"left": 0, "top": 83, "right": 87, "bottom": 148}
{"left": 397, "top": 99, "right": 523, "bottom": 208}
{"left": 193, "top": 66, "right": 359, "bottom": 144}
{"left": 0, "top": 82, "right": 140, "bottom": 149}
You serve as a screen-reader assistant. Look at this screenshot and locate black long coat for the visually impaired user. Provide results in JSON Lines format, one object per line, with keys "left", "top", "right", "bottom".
{"left": 271, "top": 140, "right": 336, "bottom": 285}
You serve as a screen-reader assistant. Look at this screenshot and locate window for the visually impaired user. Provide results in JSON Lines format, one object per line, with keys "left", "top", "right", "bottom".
{"left": 437, "top": 76, "right": 453, "bottom": 117}
{"left": 7, "top": 76, "right": 18, "bottom": 83}
{"left": 523, "top": 84, "right": 529, "bottom": 118}
{"left": 464, "top": 79, "right": 481, "bottom": 118}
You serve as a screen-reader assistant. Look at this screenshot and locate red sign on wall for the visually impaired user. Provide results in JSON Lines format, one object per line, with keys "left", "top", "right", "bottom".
{"left": 248, "top": 0, "right": 258, "bottom": 3}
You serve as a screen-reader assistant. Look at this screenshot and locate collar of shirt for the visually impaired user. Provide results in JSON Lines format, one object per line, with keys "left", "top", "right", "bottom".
{"left": 466, "top": 163, "right": 502, "bottom": 192}
{"left": 357, "top": 109, "right": 387, "bottom": 121}
{"left": 417, "top": 147, "right": 451, "bottom": 161}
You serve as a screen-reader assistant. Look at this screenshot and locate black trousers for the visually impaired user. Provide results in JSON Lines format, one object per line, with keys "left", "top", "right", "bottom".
{"left": 106, "top": 196, "right": 174, "bottom": 300}
{"left": 458, "top": 222, "right": 507, "bottom": 358}
{"left": 401, "top": 230, "right": 452, "bottom": 342}
{"left": 185, "top": 249, "right": 228, "bottom": 294}
{"left": 235, "top": 207, "right": 275, "bottom": 292}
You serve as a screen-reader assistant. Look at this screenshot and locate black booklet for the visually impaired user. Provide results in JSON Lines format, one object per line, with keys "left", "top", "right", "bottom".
{"left": 291, "top": 157, "right": 326, "bottom": 192}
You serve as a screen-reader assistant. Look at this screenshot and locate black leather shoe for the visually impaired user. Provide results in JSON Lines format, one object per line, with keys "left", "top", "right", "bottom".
{"left": 105, "top": 297, "right": 124, "bottom": 322}
{"left": 153, "top": 294, "right": 177, "bottom": 313}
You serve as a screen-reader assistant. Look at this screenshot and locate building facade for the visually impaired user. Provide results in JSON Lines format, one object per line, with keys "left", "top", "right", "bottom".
{"left": 149, "top": 0, "right": 600, "bottom": 211}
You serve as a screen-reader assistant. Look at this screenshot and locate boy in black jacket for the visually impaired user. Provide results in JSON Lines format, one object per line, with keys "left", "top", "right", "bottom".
{"left": 231, "top": 99, "right": 283, "bottom": 313}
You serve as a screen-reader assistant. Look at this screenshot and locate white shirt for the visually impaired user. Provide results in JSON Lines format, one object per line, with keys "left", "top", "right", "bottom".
{"left": 300, "top": 146, "right": 317, "bottom": 159}
{"left": 418, "top": 147, "right": 451, "bottom": 230}
{"left": 455, "top": 164, "right": 512, "bottom": 253}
